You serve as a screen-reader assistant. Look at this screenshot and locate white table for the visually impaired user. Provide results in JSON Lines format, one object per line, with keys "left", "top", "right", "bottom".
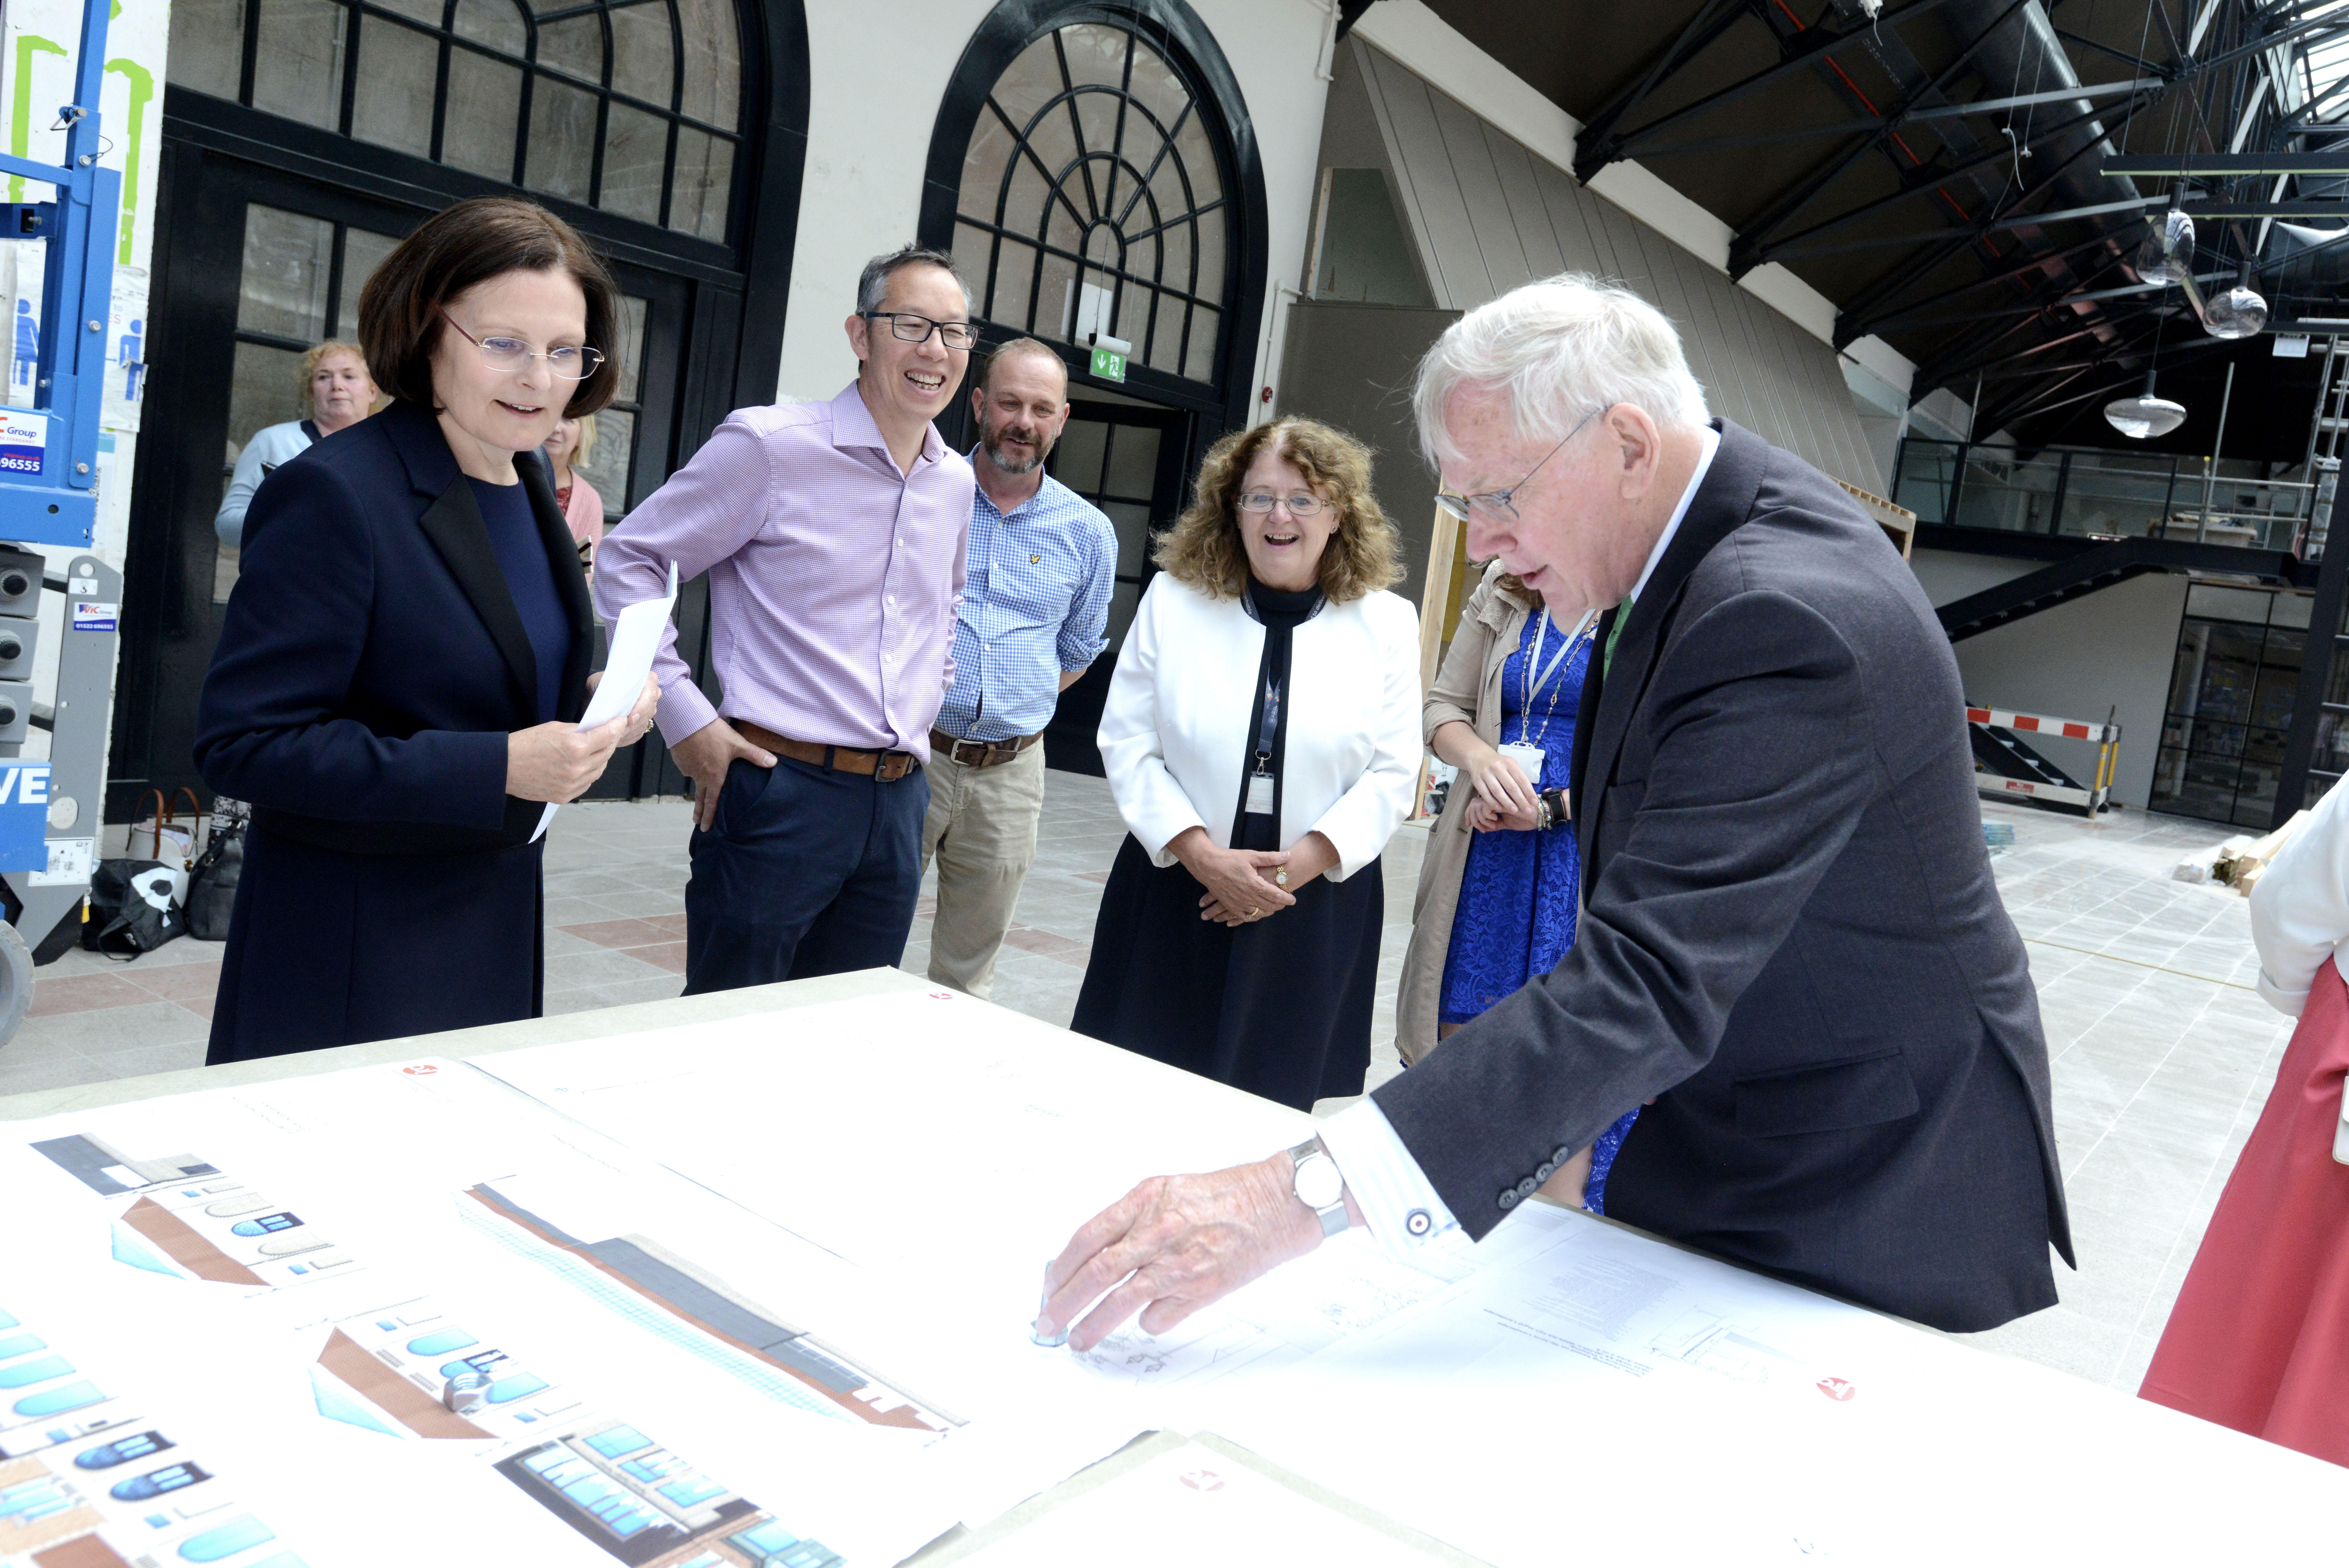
{"left": 4, "top": 967, "right": 2339, "bottom": 1568}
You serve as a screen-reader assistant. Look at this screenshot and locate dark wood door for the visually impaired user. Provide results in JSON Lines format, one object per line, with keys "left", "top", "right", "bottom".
{"left": 1039, "top": 397, "right": 1192, "bottom": 774}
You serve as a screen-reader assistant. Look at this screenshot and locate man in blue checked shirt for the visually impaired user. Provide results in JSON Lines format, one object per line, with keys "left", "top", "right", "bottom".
{"left": 921, "top": 339, "right": 1115, "bottom": 997}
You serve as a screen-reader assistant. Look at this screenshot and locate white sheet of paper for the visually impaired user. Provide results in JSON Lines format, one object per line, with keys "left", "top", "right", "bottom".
{"left": 533, "top": 560, "right": 678, "bottom": 841}
{"left": 951, "top": 1441, "right": 1444, "bottom": 1567}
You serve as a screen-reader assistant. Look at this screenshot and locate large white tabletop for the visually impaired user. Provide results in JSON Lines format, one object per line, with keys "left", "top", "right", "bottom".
{"left": 1, "top": 968, "right": 2338, "bottom": 1567}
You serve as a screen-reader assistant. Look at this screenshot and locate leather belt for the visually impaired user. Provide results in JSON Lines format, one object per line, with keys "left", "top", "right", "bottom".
{"left": 930, "top": 727, "right": 1045, "bottom": 769}
{"left": 735, "top": 720, "right": 921, "bottom": 782}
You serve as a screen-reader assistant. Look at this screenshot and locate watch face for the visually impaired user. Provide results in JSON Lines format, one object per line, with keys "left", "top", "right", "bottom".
{"left": 1295, "top": 1154, "right": 1344, "bottom": 1211}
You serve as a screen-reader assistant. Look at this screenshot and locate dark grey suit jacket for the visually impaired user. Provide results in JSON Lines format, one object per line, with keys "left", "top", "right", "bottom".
{"left": 1375, "top": 419, "right": 2072, "bottom": 1333}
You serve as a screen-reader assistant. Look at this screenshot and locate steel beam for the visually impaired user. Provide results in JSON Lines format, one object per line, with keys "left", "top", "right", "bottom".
{"left": 2107, "top": 152, "right": 2349, "bottom": 174}
{"left": 1745, "top": 90, "right": 2167, "bottom": 270}
{"left": 1724, "top": 0, "right": 2038, "bottom": 276}
{"left": 1578, "top": 0, "right": 1974, "bottom": 182}
{"left": 2179, "top": 198, "right": 2349, "bottom": 216}
{"left": 1838, "top": 231, "right": 2128, "bottom": 343}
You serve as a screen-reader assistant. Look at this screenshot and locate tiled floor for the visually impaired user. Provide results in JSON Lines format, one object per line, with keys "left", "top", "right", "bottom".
{"left": 0, "top": 776, "right": 2291, "bottom": 1395}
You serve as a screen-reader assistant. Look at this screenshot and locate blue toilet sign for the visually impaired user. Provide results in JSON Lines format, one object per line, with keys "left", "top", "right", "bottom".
{"left": 0, "top": 761, "right": 51, "bottom": 871}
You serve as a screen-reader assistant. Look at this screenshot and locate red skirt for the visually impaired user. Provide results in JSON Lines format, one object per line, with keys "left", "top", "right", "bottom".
{"left": 2142, "top": 956, "right": 2349, "bottom": 1464}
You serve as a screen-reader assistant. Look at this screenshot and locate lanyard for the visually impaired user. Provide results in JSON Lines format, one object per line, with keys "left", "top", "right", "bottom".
{"left": 1253, "top": 673, "right": 1283, "bottom": 774}
{"left": 1517, "top": 608, "right": 1597, "bottom": 746}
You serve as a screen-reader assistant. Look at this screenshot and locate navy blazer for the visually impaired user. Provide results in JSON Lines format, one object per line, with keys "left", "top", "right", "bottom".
{"left": 196, "top": 400, "right": 594, "bottom": 856}
{"left": 1377, "top": 420, "right": 2070, "bottom": 1333}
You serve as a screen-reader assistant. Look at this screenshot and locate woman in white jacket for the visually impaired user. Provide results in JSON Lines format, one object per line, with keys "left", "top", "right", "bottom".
{"left": 1071, "top": 417, "right": 1420, "bottom": 1110}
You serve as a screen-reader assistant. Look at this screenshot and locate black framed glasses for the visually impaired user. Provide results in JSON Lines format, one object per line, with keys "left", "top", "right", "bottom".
{"left": 862, "top": 311, "right": 979, "bottom": 351}
{"left": 437, "top": 308, "right": 605, "bottom": 381}
{"left": 1434, "top": 404, "right": 1612, "bottom": 523}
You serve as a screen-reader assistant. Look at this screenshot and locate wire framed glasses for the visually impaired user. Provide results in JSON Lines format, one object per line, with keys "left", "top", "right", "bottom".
{"left": 1434, "top": 404, "right": 1612, "bottom": 523}
{"left": 437, "top": 308, "right": 605, "bottom": 381}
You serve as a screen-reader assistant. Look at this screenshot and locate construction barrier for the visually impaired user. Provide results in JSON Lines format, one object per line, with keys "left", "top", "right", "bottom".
{"left": 1967, "top": 703, "right": 2121, "bottom": 816}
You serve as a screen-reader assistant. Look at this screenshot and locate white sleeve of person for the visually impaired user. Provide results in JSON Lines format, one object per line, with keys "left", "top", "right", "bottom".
{"left": 1315, "top": 1096, "right": 1459, "bottom": 1254}
{"left": 2251, "top": 773, "right": 2349, "bottom": 1016}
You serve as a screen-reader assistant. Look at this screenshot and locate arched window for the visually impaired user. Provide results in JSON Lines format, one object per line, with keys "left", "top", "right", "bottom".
{"left": 165, "top": 0, "right": 743, "bottom": 241}
{"left": 946, "top": 20, "right": 1231, "bottom": 387}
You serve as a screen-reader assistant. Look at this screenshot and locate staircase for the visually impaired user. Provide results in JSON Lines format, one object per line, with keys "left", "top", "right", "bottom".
{"left": 1937, "top": 536, "right": 2299, "bottom": 643}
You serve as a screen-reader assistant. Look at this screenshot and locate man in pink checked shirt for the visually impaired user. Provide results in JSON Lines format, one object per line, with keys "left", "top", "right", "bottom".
{"left": 594, "top": 247, "right": 977, "bottom": 993}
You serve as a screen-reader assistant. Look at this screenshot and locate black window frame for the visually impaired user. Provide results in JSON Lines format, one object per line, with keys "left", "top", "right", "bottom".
{"left": 918, "top": 0, "right": 1269, "bottom": 429}
{"left": 185, "top": 0, "right": 748, "bottom": 243}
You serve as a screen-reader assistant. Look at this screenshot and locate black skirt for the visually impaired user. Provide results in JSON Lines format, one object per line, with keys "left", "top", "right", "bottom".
{"left": 206, "top": 823, "right": 546, "bottom": 1064}
{"left": 1072, "top": 831, "right": 1384, "bottom": 1112}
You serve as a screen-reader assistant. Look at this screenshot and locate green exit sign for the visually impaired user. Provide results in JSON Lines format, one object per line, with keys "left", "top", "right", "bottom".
{"left": 1089, "top": 344, "right": 1128, "bottom": 382}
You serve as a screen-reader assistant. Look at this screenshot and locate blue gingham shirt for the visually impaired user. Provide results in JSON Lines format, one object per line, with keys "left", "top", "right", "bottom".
{"left": 933, "top": 465, "right": 1117, "bottom": 742}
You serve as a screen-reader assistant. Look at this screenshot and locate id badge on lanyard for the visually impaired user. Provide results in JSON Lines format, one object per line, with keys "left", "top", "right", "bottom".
{"left": 1247, "top": 672, "right": 1283, "bottom": 816}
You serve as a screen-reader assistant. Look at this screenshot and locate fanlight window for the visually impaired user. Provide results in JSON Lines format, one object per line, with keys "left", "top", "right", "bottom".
{"left": 951, "top": 23, "right": 1228, "bottom": 384}
{"left": 166, "top": 0, "right": 743, "bottom": 241}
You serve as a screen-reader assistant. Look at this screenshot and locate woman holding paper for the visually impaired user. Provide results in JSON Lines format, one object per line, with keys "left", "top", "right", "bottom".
{"left": 1394, "top": 560, "right": 1637, "bottom": 1211}
{"left": 1071, "top": 418, "right": 1419, "bottom": 1111}
{"left": 194, "top": 197, "right": 658, "bottom": 1064}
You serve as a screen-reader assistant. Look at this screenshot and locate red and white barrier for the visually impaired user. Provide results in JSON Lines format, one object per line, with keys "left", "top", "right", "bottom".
{"left": 1964, "top": 705, "right": 2119, "bottom": 744}
{"left": 1968, "top": 701, "right": 2122, "bottom": 816}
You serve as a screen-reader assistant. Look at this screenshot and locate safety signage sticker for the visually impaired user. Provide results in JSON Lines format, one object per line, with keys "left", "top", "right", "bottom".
{"left": 72, "top": 600, "right": 116, "bottom": 630}
{"left": 0, "top": 410, "right": 47, "bottom": 474}
{"left": 28, "top": 835, "right": 93, "bottom": 887}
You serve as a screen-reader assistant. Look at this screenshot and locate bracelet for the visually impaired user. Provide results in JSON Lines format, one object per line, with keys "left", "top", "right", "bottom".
{"left": 1537, "top": 789, "right": 1570, "bottom": 830}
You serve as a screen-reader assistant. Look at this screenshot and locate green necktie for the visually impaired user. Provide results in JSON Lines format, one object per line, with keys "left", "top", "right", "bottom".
{"left": 1601, "top": 597, "right": 1632, "bottom": 678}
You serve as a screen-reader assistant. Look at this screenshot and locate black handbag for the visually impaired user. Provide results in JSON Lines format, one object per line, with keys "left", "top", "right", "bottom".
{"left": 185, "top": 802, "right": 247, "bottom": 941}
{"left": 82, "top": 858, "right": 187, "bottom": 960}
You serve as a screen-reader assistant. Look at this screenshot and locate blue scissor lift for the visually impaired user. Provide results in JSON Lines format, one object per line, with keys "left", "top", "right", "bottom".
{"left": 0, "top": 0, "right": 131, "bottom": 1042}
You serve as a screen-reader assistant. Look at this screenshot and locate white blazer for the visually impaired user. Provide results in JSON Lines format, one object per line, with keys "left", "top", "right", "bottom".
{"left": 1099, "top": 573, "right": 1422, "bottom": 881}
{"left": 2253, "top": 772, "right": 2349, "bottom": 1015}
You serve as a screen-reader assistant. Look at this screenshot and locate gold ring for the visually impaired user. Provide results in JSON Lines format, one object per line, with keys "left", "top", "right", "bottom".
{"left": 1246, "top": 907, "right": 1260, "bottom": 919}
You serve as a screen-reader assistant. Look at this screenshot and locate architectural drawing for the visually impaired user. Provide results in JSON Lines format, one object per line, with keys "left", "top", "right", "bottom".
{"left": 463, "top": 1182, "right": 958, "bottom": 1435}
{"left": 0, "top": 1301, "right": 297, "bottom": 1568}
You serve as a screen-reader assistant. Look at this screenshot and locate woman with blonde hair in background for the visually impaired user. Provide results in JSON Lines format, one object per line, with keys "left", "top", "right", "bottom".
{"left": 1071, "top": 417, "right": 1420, "bottom": 1110}
{"left": 542, "top": 412, "right": 604, "bottom": 574}
{"left": 213, "top": 339, "right": 379, "bottom": 549}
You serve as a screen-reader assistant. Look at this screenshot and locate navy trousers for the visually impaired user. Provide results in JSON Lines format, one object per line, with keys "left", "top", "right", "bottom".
{"left": 682, "top": 753, "right": 929, "bottom": 994}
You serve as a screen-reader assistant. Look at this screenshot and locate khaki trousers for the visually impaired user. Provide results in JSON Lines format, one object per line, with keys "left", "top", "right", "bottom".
{"left": 917, "top": 740, "right": 1047, "bottom": 997}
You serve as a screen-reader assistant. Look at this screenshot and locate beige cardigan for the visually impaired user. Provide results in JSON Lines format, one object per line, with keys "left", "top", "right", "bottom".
{"left": 1394, "top": 561, "right": 1548, "bottom": 1064}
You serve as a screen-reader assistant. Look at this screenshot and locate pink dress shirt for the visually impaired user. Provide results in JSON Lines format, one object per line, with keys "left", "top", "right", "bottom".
{"left": 594, "top": 382, "right": 973, "bottom": 761}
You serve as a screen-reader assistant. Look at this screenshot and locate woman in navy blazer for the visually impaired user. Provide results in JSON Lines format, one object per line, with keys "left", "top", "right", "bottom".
{"left": 196, "top": 198, "right": 658, "bottom": 1063}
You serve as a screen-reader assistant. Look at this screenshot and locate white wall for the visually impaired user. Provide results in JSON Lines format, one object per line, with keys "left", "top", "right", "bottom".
{"left": 1935, "top": 568, "right": 2186, "bottom": 809}
{"left": 1907, "top": 548, "right": 2040, "bottom": 608}
{"left": 776, "top": 0, "right": 1335, "bottom": 412}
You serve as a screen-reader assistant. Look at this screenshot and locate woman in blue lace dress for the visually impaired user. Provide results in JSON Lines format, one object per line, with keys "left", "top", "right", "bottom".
{"left": 1395, "top": 562, "right": 1639, "bottom": 1211}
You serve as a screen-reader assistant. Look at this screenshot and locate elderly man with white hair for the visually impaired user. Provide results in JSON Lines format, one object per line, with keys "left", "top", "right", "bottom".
{"left": 1036, "top": 273, "right": 2073, "bottom": 1341}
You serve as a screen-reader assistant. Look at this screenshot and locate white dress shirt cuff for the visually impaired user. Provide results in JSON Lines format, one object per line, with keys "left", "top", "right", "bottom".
{"left": 1317, "top": 1097, "right": 1459, "bottom": 1253}
{"left": 2257, "top": 969, "right": 2313, "bottom": 1017}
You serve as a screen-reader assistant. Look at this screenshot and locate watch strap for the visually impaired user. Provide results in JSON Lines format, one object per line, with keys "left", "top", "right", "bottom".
{"left": 1288, "top": 1137, "right": 1351, "bottom": 1238}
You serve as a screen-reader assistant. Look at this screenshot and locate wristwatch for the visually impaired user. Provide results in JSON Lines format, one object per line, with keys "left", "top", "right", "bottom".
{"left": 1535, "top": 788, "right": 1571, "bottom": 831}
{"left": 1288, "top": 1137, "right": 1350, "bottom": 1237}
